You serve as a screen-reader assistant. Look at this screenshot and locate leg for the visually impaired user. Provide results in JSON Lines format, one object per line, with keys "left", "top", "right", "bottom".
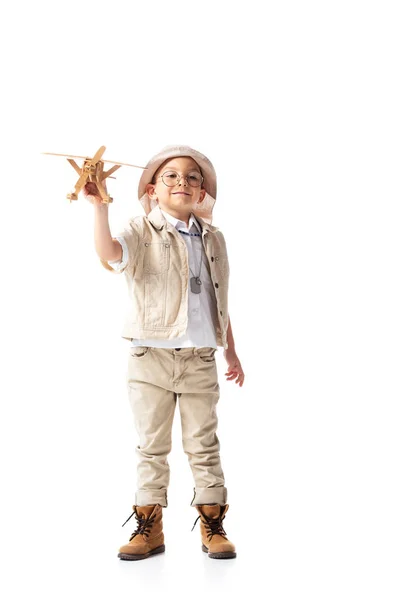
{"left": 177, "top": 347, "right": 227, "bottom": 506}
{"left": 126, "top": 346, "right": 177, "bottom": 507}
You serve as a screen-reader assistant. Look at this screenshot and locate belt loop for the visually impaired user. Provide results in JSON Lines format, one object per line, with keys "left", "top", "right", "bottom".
{"left": 193, "top": 347, "right": 198, "bottom": 356}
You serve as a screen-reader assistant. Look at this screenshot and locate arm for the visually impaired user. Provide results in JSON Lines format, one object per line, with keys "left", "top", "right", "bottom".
{"left": 226, "top": 314, "right": 236, "bottom": 352}
{"left": 224, "top": 314, "right": 245, "bottom": 387}
{"left": 94, "top": 203, "right": 122, "bottom": 261}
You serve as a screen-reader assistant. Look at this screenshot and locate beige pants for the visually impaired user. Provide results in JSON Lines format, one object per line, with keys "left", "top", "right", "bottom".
{"left": 126, "top": 346, "right": 227, "bottom": 507}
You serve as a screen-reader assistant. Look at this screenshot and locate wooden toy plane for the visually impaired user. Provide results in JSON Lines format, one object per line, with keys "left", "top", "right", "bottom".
{"left": 42, "top": 145, "right": 147, "bottom": 203}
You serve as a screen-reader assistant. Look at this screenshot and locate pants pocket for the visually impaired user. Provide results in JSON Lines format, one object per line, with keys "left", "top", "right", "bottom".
{"left": 129, "top": 346, "right": 150, "bottom": 358}
{"left": 197, "top": 347, "right": 217, "bottom": 363}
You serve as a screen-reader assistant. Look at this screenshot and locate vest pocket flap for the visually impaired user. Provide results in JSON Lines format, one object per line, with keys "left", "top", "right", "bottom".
{"left": 143, "top": 242, "right": 170, "bottom": 274}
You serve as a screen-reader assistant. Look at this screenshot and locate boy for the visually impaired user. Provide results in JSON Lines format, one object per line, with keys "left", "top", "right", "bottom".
{"left": 86, "top": 145, "right": 245, "bottom": 560}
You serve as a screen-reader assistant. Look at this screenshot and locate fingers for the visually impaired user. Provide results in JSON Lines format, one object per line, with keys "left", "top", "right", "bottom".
{"left": 82, "top": 181, "right": 107, "bottom": 205}
{"left": 83, "top": 182, "right": 100, "bottom": 196}
{"left": 225, "top": 370, "right": 245, "bottom": 386}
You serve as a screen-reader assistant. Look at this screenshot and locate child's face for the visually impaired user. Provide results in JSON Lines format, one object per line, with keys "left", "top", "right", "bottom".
{"left": 146, "top": 156, "right": 206, "bottom": 218}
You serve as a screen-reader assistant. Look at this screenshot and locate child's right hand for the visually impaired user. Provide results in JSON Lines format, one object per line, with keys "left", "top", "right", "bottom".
{"left": 82, "top": 181, "right": 108, "bottom": 206}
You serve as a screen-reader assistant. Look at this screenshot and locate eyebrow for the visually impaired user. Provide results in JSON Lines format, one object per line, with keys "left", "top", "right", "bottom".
{"left": 161, "top": 167, "right": 201, "bottom": 173}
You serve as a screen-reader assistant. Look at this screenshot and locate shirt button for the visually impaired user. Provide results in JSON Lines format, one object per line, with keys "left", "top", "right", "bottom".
{"left": 215, "top": 283, "right": 219, "bottom": 288}
{"left": 215, "top": 256, "right": 219, "bottom": 261}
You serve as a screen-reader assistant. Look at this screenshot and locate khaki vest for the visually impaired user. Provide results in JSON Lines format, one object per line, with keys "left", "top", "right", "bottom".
{"left": 100, "top": 205, "right": 230, "bottom": 350}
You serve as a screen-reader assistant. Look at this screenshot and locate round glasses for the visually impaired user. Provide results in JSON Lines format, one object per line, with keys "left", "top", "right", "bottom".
{"left": 155, "top": 170, "right": 204, "bottom": 188}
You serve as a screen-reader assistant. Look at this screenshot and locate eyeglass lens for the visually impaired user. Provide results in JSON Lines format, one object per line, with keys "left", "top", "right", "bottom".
{"left": 162, "top": 170, "right": 202, "bottom": 187}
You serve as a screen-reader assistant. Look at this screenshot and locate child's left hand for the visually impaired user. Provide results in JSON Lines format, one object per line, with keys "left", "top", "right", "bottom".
{"left": 223, "top": 348, "right": 245, "bottom": 387}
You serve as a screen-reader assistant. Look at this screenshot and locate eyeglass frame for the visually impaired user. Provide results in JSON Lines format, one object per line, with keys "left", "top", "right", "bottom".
{"left": 153, "top": 169, "right": 204, "bottom": 188}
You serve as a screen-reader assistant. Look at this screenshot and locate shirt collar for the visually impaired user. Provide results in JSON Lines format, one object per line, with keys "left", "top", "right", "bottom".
{"left": 147, "top": 203, "right": 219, "bottom": 233}
{"left": 159, "top": 208, "right": 201, "bottom": 232}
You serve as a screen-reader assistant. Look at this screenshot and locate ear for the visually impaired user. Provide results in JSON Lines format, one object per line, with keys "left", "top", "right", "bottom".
{"left": 146, "top": 183, "right": 157, "bottom": 199}
{"left": 197, "top": 188, "right": 206, "bottom": 203}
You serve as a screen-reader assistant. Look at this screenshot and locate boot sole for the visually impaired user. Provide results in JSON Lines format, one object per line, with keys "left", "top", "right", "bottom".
{"left": 118, "top": 544, "right": 165, "bottom": 561}
{"left": 202, "top": 543, "right": 236, "bottom": 559}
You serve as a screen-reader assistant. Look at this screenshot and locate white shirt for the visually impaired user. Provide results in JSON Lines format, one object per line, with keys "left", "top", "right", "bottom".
{"left": 108, "top": 208, "right": 219, "bottom": 349}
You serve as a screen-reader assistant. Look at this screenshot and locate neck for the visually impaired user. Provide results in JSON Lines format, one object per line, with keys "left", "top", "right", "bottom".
{"left": 159, "top": 206, "right": 192, "bottom": 227}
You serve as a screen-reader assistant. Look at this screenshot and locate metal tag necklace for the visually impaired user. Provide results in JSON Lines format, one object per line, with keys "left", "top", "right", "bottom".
{"left": 178, "top": 228, "right": 203, "bottom": 294}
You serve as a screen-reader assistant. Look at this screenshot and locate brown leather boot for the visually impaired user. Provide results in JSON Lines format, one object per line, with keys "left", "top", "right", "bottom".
{"left": 191, "top": 504, "right": 236, "bottom": 559}
{"left": 118, "top": 504, "right": 165, "bottom": 560}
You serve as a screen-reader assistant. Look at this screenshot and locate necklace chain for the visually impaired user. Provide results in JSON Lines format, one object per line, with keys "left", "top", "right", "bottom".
{"left": 178, "top": 229, "right": 202, "bottom": 293}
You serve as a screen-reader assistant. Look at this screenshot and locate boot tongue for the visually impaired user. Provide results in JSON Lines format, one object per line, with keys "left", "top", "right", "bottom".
{"left": 200, "top": 504, "right": 223, "bottom": 519}
{"left": 135, "top": 505, "right": 156, "bottom": 518}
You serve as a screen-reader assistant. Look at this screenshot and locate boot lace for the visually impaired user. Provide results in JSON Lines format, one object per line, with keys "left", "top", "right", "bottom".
{"left": 191, "top": 512, "right": 228, "bottom": 541}
{"left": 121, "top": 508, "right": 156, "bottom": 542}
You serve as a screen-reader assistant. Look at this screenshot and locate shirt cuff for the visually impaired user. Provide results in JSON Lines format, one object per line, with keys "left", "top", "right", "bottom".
{"left": 107, "top": 236, "right": 129, "bottom": 270}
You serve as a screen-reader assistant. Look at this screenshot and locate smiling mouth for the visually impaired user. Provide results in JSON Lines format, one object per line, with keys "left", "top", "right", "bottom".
{"left": 173, "top": 192, "right": 190, "bottom": 196}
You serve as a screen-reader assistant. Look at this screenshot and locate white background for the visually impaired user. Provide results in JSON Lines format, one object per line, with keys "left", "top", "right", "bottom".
{"left": 1, "top": 1, "right": 399, "bottom": 598}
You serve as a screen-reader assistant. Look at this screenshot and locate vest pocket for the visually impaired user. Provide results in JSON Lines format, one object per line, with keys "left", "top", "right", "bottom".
{"left": 143, "top": 242, "right": 170, "bottom": 274}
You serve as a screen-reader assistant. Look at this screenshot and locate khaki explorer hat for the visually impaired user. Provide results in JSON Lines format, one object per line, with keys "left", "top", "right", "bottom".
{"left": 138, "top": 145, "right": 217, "bottom": 224}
